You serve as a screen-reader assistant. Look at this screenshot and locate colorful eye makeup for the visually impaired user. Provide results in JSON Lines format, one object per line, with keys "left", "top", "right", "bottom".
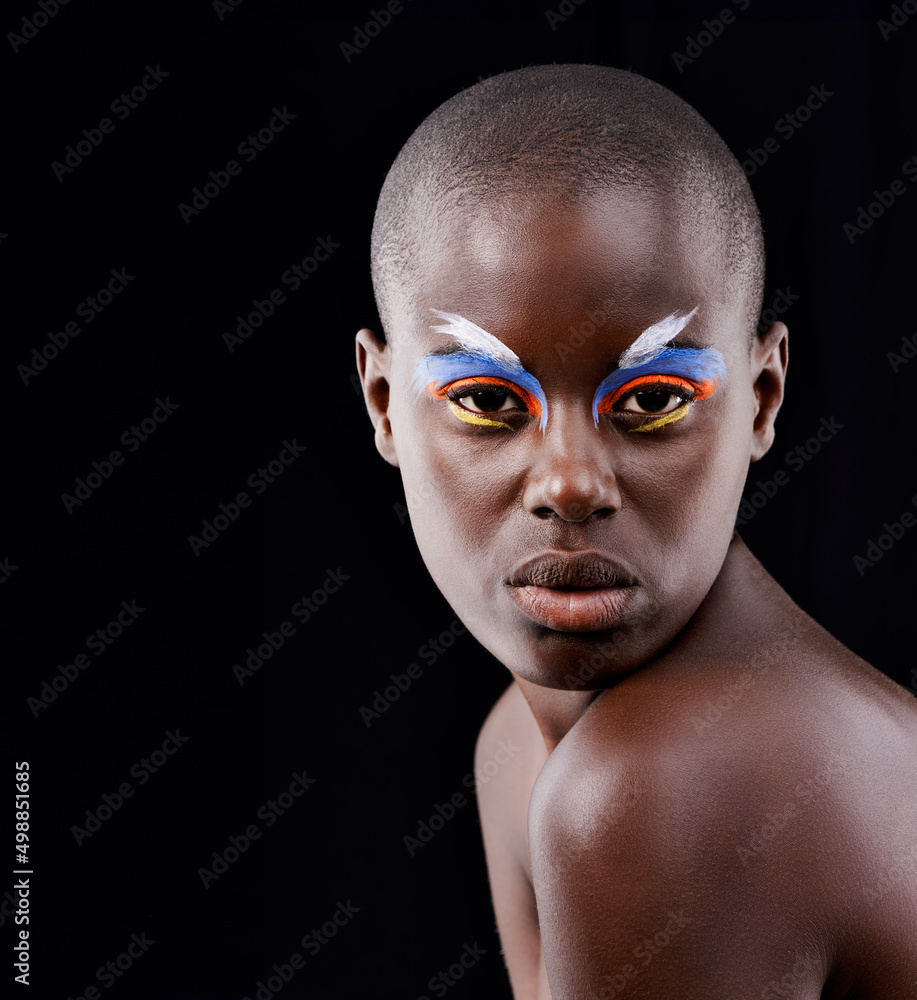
{"left": 592, "top": 308, "right": 726, "bottom": 431}
{"left": 416, "top": 307, "right": 725, "bottom": 435}
{"left": 413, "top": 311, "right": 548, "bottom": 431}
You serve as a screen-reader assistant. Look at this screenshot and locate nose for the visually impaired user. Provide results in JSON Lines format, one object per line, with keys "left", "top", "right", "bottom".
{"left": 521, "top": 403, "right": 622, "bottom": 522}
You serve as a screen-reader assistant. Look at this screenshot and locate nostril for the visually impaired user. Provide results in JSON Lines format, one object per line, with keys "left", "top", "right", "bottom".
{"left": 535, "top": 504, "right": 616, "bottom": 522}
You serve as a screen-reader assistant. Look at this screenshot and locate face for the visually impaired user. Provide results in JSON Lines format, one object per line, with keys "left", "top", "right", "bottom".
{"left": 359, "top": 190, "right": 784, "bottom": 689}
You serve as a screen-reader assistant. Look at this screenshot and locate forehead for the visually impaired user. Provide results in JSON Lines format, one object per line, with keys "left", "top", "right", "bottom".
{"left": 393, "top": 190, "right": 743, "bottom": 370}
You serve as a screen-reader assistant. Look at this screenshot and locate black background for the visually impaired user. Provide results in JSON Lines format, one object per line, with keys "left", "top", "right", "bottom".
{"left": 6, "top": 1, "right": 917, "bottom": 997}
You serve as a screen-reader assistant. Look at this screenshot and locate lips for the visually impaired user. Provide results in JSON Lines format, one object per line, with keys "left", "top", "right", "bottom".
{"left": 505, "top": 551, "right": 639, "bottom": 632}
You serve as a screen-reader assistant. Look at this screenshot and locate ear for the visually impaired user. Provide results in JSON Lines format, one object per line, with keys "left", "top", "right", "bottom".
{"left": 749, "top": 321, "right": 788, "bottom": 462}
{"left": 355, "top": 327, "right": 399, "bottom": 467}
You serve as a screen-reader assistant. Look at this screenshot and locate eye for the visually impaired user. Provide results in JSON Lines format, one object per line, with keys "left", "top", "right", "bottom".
{"left": 453, "top": 388, "right": 518, "bottom": 414}
{"left": 439, "top": 376, "right": 534, "bottom": 419}
{"left": 597, "top": 374, "right": 698, "bottom": 417}
{"left": 617, "top": 388, "right": 689, "bottom": 415}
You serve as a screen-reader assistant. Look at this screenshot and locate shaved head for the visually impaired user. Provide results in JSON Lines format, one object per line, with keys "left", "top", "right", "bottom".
{"left": 370, "top": 64, "right": 764, "bottom": 343}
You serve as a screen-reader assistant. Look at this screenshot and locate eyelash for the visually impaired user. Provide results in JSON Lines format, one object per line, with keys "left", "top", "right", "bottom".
{"left": 443, "top": 379, "right": 524, "bottom": 407}
{"left": 596, "top": 375, "right": 708, "bottom": 432}
{"left": 436, "top": 377, "right": 537, "bottom": 430}
{"left": 598, "top": 374, "right": 700, "bottom": 410}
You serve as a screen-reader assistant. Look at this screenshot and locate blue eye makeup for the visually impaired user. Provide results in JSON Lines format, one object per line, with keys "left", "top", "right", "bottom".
{"left": 592, "top": 346, "right": 727, "bottom": 428}
{"left": 415, "top": 307, "right": 724, "bottom": 437}
{"left": 413, "top": 350, "right": 548, "bottom": 431}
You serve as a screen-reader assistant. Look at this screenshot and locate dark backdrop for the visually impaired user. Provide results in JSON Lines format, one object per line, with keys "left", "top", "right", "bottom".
{"left": 7, "top": 1, "right": 916, "bottom": 997}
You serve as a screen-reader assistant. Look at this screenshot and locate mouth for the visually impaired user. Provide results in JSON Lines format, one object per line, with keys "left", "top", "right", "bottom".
{"left": 505, "top": 551, "right": 639, "bottom": 632}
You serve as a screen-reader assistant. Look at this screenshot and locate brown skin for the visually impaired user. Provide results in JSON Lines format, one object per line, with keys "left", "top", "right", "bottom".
{"left": 357, "top": 190, "right": 917, "bottom": 999}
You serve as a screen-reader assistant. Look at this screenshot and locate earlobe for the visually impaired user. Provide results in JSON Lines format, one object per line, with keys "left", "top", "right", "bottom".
{"left": 355, "top": 328, "right": 399, "bottom": 467}
{"left": 749, "top": 321, "right": 788, "bottom": 462}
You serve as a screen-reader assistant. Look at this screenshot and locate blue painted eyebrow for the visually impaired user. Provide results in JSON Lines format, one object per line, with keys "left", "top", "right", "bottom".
{"left": 591, "top": 346, "right": 727, "bottom": 426}
{"left": 413, "top": 349, "right": 549, "bottom": 431}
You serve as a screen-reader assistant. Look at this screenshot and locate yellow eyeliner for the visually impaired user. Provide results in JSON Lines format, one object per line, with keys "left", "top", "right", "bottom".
{"left": 629, "top": 403, "right": 690, "bottom": 433}
{"left": 447, "top": 400, "right": 513, "bottom": 430}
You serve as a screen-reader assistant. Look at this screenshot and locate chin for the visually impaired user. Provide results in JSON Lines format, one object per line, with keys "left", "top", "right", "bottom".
{"left": 462, "top": 611, "right": 644, "bottom": 691}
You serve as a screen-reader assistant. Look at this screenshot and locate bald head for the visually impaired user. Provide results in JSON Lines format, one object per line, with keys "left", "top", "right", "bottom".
{"left": 370, "top": 64, "right": 764, "bottom": 343}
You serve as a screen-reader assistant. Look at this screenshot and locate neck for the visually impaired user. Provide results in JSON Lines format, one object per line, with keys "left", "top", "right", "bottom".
{"left": 509, "top": 676, "right": 601, "bottom": 753}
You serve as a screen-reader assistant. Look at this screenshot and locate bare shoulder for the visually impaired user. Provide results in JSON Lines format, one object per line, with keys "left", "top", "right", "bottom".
{"left": 474, "top": 682, "right": 551, "bottom": 1000}
{"left": 529, "top": 639, "right": 917, "bottom": 998}
{"left": 474, "top": 679, "right": 549, "bottom": 877}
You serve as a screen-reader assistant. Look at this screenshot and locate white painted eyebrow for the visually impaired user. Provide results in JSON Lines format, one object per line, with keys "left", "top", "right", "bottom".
{"left": 617, "top": 307, "right": 699, "bottom": 369}
{"left": 430, "top": 309, "right": 521, "bottom": 364}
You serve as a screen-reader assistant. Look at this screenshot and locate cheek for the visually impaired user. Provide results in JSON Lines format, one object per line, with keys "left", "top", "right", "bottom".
{"left": 389, "top": 399, "right": 512, "bottom": 563}
{"left": 616, "top": 405, "right": 750, "bottom": 576}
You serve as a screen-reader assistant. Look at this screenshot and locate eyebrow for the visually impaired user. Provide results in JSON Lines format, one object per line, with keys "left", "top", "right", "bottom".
{"left": 591, "top": 343, "right": 727, "bottom": 426}
{"left": 416, "top": 308, "right": 724, "bottom": 432}
{"left": 617, "top": 307, "right": 699, "bottom": 369}
{"left": 413, "top": 347, "right": 531, "bottom": 388}
{"left": 414, "top": 311, "right": 549, "bottom": 430}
